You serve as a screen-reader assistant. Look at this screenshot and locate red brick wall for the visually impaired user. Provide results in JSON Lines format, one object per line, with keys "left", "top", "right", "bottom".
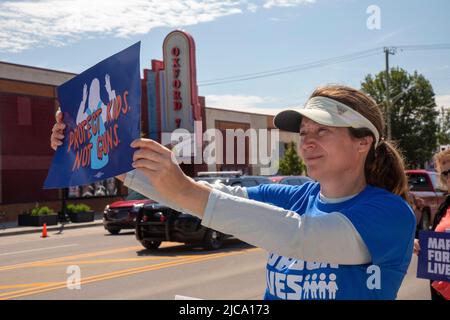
{"left": 0, "top": 91, "right": 59, "bottom": 204}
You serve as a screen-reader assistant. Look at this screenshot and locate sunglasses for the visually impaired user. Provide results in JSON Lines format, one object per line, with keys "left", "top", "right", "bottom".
{"left": 441, "top": 169, "right": 450, "bottom": 178}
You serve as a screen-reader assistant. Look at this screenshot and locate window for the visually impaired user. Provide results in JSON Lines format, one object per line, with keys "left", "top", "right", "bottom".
{"left": 67, "top": 178, "right": 120, "bottom": 199}
{"left": 408, "top": 174, "right": 432, "bottom": 192}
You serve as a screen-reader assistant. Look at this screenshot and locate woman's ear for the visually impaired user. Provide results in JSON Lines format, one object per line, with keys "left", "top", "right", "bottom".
{"left": 357, "top": 135, "right": 374, "bottom": 153}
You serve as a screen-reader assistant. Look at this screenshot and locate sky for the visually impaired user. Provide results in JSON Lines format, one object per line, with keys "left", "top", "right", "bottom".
{"left": 1, "top": 0, "right": 449, "bottom": 115}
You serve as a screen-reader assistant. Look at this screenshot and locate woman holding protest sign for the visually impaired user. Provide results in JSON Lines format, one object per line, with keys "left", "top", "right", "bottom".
{"left": 51, "top": 85, "right": 416, "bottom": 300}
{"left": 414, "top": 148, "right": 450, "bottom": 300}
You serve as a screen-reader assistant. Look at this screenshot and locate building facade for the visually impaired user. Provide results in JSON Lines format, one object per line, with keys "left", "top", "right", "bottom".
{"left": 0, "top": 31, "right": 300, "bottom": 223}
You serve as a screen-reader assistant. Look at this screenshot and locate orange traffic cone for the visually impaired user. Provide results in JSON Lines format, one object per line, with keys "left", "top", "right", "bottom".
{"left": 41, "top": 223, "right": 48, "bottom": 238}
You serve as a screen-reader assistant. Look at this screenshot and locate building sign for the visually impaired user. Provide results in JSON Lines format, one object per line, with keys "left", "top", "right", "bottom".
{"left": 162, "top": 30, "right": 201, "bottom": 133}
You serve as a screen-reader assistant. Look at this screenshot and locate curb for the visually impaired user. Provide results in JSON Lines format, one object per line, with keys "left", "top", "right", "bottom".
{"left": 0, "top": 220, "right": 105, "bottom": 237}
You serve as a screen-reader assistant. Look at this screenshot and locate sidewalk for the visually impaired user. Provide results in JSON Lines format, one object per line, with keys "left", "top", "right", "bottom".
{"left": 0, "top": 213, "right": 104, "bottom": 237}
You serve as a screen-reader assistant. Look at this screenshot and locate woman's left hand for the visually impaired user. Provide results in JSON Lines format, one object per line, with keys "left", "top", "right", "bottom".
{"left": 130, "top": 138, "right": 190, "bottom": 196}
{"left": 130, "top": 138, "right": 211, "bottom": 216}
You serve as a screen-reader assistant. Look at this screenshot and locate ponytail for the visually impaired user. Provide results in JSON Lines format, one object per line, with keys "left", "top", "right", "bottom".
{"left": 365, "top": 139, "right": 410, "bottom": 202}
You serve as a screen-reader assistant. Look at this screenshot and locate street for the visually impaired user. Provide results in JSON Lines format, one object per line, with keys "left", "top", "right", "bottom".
{"left": 0, "top": 226, "right": 430, "bottom": 300}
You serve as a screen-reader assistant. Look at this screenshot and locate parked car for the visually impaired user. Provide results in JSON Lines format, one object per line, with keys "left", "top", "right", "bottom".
{"left": 196, "top": 171, "right": 273, "bottom": 187}
{"left": 406, "top": 169, "right": 448, "bottom": 231}
{"left": 103, "top": 190, "right": 154, "bottom": 235}
{"left": 134, "top": 172, "right": 273, "bottom": 250}
{"left": 269, "top": 175, "right": 312, "bottom": 185}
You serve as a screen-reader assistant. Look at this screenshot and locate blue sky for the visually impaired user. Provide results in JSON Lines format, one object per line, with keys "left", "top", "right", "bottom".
{"left": 1, "top": 0, "right": 449, "bottom": 114}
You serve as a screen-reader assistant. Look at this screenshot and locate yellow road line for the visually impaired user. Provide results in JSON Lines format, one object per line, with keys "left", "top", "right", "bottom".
{"left": 0, "top": 283, "right": 57, "bottom": 290}
{"left": 0, "top": 249, "right": 245, "bottom": 298}
{"left": 0, "top": 246, "right": 143, "bottom": 272}
{"left": 0, "top": 247, "right": 262, "bottom": 300}
{"left": 15, "top": 256, "right": 181, "bottom": 268}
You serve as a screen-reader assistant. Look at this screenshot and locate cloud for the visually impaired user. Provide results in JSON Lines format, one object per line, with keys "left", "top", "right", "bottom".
{"left": 0, "top": 0, "right": 316, "bottom": 53}
{"left": 263, "top": 0, "right": 315, "bottom": 9}
{"left": 206, "top": 94, "right": 284, "bottom": 115}
{"left": 436, "top": 95, "right": 450, "bottom": 109}
{"left": 0, "top": 0, "right": 244, "bottom": 53}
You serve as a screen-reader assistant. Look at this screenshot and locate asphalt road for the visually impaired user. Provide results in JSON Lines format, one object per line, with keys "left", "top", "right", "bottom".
{"left": 0, "top": 226, "right": 430, "bottom": 300}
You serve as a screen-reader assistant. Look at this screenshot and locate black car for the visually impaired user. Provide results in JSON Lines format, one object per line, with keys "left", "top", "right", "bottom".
{"left": 134, "top": 174, "right": 273, "bottom": 250}
{"left": 135, "top": 202, "right": 227, "bottom": 250}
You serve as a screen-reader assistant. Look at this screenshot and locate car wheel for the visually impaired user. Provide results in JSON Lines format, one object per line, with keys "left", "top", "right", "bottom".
{"left": 420, "top": 209, "right": 431, "bottom": 231}
{"left": 107, "top": 229, "right": 121, "bottom": 235}
{"left": 203, "top": 229, "right": 225, "bottom": 250}
{"left": 141, "top": 240, "right": 161, "bottom": 250}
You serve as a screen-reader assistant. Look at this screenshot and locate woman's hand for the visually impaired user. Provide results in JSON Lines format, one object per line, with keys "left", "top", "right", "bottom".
{"left": 50, "top": 109, "right": 66, "bottom": 151}
{"left": 413, "top": 239, "right": 420, "bottom": 256}
{"left": 130, "top": 138, "right": 211, "bottom": 215}
{"left": 130, "top": 138, "right": 190, "bottom": 194}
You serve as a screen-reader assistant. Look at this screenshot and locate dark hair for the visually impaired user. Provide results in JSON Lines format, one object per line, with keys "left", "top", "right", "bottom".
{"left": 310, "top": 85, "right": 410, "bottom": 201}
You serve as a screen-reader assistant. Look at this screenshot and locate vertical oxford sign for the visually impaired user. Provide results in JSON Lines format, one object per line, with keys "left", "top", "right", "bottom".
{"left": 162, "top": 30, "right": 202, "bottom": 133}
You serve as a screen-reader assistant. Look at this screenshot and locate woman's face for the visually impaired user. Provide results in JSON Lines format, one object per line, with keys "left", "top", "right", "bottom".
{"left": 298, "top": 117, "right": 368, "bottom": 183}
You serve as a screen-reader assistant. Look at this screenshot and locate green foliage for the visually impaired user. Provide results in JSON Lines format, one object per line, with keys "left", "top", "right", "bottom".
{"left": 436, "top": 106, "right": 450, "bottom": 146}
{"left": 30, "top": 206, "right": 55, "bottom": 216}
{"left": 361, "top": 67, "right": 439, "bottom": 168}
{"left": 66, "top": 203, "right": 92, "bottom": 214}
{"left": 278, "top": 141, "right": 306, "bottom": 175}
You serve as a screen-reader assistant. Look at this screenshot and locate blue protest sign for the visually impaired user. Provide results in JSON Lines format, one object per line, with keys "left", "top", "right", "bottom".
{"left": 44, "top": 42, "right": 141, "bottom": 189}
{"left": 417, "top": 230, "right": 450, "bottom": 282}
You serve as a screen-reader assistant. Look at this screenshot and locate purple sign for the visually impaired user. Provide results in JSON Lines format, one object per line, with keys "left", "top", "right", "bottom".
{"left": 417, "top": 230, "right": 450, "bottom": 282}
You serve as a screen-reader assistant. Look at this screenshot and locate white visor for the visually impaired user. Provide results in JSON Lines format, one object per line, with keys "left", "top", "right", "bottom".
{"left": 274, "top": 96, "right": 380, "bottom": 147}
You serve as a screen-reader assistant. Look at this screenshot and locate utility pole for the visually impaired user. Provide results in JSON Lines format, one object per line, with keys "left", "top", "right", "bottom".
{"left": 384, "top": 47, "right": 397, "bottom": 140}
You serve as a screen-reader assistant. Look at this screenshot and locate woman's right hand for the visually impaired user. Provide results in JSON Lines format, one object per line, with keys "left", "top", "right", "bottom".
{"left": 50, "top": 109, "right": 66, "bottom": 151}
{"left": 413, "top": 239, "right": 420, "bottom": 256}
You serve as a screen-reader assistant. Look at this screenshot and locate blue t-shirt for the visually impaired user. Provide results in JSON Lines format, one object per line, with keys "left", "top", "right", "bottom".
{"left": 246, "top": 182, "right": 416, "bottom": 300}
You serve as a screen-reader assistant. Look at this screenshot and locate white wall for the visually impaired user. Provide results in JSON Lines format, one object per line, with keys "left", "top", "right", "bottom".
{"left": 205, "top": 107, "right": 300, "bottom": 175}
{"left": 0, "top": 62, "right": 75, "bottom": 86}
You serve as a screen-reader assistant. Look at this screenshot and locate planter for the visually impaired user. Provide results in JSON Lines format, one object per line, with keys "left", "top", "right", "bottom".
{"left": 18, "top": 214, "right": 58, "bottom": 227}
{"left": 68, "top": 211, "right": 95, "bottom": 223}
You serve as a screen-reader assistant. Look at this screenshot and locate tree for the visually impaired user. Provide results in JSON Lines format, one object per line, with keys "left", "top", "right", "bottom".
{"left": 278, "top": 141, "right": 306, "bottom": 175}
{"left": 361, "top": 67, "right": 439, "bottom": 168}
{"left": 436, "top": 106, "right": 450, "bottom": 146}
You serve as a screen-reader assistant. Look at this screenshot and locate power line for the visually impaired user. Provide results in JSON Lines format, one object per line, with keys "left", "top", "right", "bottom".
{"left": 198, "top": 43, "right": 450, "bottom": 87}
{"left": 199, "top": 48, "right": 381, "bottom": 86}
{"left": 397, "top": 44, "right": 450, "bottom": 51}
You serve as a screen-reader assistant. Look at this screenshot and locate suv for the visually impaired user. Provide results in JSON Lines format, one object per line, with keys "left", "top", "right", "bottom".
{"left": 134, "top": 172, "right": 273, "bottom": 250}
{"left": 103, "top": 190, "right": 154, "bottom": 235}
{"left": 406, "top": 169, "right": 448, "bottom": 230}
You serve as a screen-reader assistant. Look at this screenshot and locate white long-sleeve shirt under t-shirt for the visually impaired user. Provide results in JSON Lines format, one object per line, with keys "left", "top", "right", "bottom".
{"left": 124, "top": 170, "right": 416, "bottom": 300}
{"left": 123, "top": 170, "right": 371, "bottom": 265}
